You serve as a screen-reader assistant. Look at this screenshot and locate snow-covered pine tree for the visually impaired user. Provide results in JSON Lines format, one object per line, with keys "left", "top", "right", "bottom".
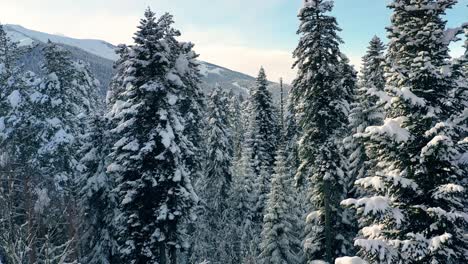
{"left": 38, "top": 40, "right": 100, "bottom": 262}
{"left": 106, "top": 44, "right": 130, "bottom": 108}
{"left": 343, "top": 1, "right": 468, "bottom": 263}
{"left": 344, "top": 36, "right": 386, "bottom": 193}
{"left": 451, "top": 23, "right": 468, "bottom": 129}
{"left": 226, "top": 134, "right": 257, "bottom": 264}
{"left": 0, "top": 66, "right": 43, "bottom": 264}
{"left": 258, "top": 147, "right": 303, "bottom": 264}
{"left": 249, "top": 67, "right": 278, "bottom": 174}
{"left": 291, "top": 0, "right": 355, "bottom": 262}
{"left": 79, "top": 42, "right": 132, "bottom": 264}
{"left": 78, "top": 114, "right": 118, "bottom": 264}
{"left": 284, "top": 97, "right": 309, "bottom": 247}
{"left": 191, "top": 86, "right": 233, "bottom": 263}
{"left": 228, "top": 92, "right": 245, "bottom": 162}
{"left": 0, "top": 23, "right": 22, "bottom": 80}
{"left": 107, "top": 9, "right": 198, "bottom": 263}
{"left": 284, "top": 99, "right": 300, "bottom": 177}
{"left": 248, "top": 67, "right": 279, "bottom": 223}
{"left": 337, "top": 54, "right": 359, "bottom": 258}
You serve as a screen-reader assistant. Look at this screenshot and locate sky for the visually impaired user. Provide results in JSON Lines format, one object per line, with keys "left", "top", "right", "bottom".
{"left": 0, "top": 0, "right": 467, "bottom": 83}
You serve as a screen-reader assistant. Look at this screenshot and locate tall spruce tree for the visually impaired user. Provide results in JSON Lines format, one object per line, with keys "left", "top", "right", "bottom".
{"left": 228, "top": 92, "right": 245, "bottom": 162}
{"left": 37, "top": 41, "right": 88, "bottom": 262}
{"left": 344, "top": 36, "right": 386, "bottom": 191}
{"left": 258, "top": 147, "right": 303, "bottom": 264}
{"left": 191, "top": 86, "right": 233, "bottom": 263}
{"left": 177, "top": 41, "right": 205, "bottom": 185}
{"left": 78, "top": 114, "right": 118, "bottom": 264}
{"left": 248, "top": 67, "right": 279, "bottom": 222}
{"left": 227, "top": 135, "right": 258, "bottom": 264}
{"left": 291, "top": 1, "right": 355, "bottom": 262}
{"left": 107, "top": 9, "right": 198, "bottom": 263}
{"left": 0, "top": 65, "right": 44, "bottom": 263}
{"left": 343, "top": 1, "right": 468, "bottom": 263}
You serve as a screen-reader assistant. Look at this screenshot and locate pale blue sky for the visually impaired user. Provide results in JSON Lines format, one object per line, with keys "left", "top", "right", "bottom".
{"left": 1, "top": 0, "right": 467, "bottom": 82}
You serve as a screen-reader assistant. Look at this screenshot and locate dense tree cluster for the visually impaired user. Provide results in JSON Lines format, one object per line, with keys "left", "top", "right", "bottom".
{"left": 0, "top": 1, "right": 466, "bottom": 264}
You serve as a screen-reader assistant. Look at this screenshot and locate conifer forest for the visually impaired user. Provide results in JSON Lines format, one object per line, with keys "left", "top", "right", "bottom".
{"left": 0, "top": 0, "right": 467, "bottom": 263}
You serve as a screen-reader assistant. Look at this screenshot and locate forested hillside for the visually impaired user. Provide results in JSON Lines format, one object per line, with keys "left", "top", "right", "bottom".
{"left": 0, "top": 0, "right": 466, "bottom": 264}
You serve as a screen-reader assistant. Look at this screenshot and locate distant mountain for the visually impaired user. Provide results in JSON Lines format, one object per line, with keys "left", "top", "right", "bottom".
{"left": 7, "top": 24, "right": 118, "bottom": 60}
{"left": 5, "top": 24, "right": 288, "bottom": 100}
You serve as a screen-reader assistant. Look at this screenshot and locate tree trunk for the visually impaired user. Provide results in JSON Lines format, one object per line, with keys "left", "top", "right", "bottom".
{"left": 159, "top": 244, "right": 167, "bottom": 264}
{"left": 323, "top": 179, "right": 332, "bottom": 263}
{"left": 169, "top": 245, "right": 177, "bottom": 264}
{"left": 24, "top": 176, "right": 37, "bottom": 264}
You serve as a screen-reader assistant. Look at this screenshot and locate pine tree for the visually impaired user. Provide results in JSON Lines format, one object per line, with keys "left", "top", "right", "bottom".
{"left": 227, "top": 136, "right": 257, "bottom": 264}
{"left": 228, "top": 92, "right": 245, "bottom": 162}
{"left": 191, "top": 86, "right": 233, "bottom": 263}
{"left": 78, "top": 114, "right": 118, "bottom": 264}
{"left": 291, "top": 1, "right": 355, "bottom": 262}
{"left": 249, "top": 67, "right": 278, "bottom": 175}
{"left": 0, "top": 23, "right": 22, "bottom": 80}
{"left": 258, "top": 147, "right": 303, "bottom": 264}
{"left": 344, "top": 36, "right": 386, "bottom": 192}
{"left": 0, "top": 67, "right": 43, "bottom": 264}
{"left": 106, "top": 44, "right": 130, "bottom": 108}
{"left": 107, "top": 9, "right": 198, "bottom": 263}
{"left": 248, "top": 67, "right": 279, "bottom": 222}
{"left": 37, "top": 41, "right": 99, "bottom": 262}
{"left": 174, "top": 42, "right": 206, "bottom": 198}
{"left": 343, "top": 1, "right": 468, "bottom": 263}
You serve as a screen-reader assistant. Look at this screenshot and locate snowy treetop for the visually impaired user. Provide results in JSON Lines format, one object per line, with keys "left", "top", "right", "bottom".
{"left": 303, "top": 0, "right": 334, "bottom": 12}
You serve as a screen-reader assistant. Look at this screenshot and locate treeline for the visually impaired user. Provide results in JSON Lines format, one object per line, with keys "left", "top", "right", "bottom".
{"left": 0, "top": 0, "right": 467, "bottom": 264}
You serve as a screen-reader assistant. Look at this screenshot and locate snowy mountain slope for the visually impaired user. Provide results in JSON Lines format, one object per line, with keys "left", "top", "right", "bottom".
{"left": 6, "top": 24, "right": 118, "bottom": 60}
{"left": 6, "top": 24, "right": 289, "bottom": 100}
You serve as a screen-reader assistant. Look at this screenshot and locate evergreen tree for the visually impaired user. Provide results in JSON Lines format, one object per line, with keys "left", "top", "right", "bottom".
{"left": 191, "top": 86, "right": 233, "bottom": 263}
{"left": 343, "top": 1, "right": 468, "bottom": 263}
{"left": 249, "top": 67, "right": 278, "bottom": 175}
{"left": 228, "top": 92, "right": 245, "bottom": 162}
{"left": 37, "top": 41, "right": 99, "bottom": 262}
{"left": 176, "top": 41, "right": 206, "bottom": 187}
{"left": 0, "top": 23, "right": 21, "bottom": 80}
{"left": 107, "top": 9, "right": 198, "bottom": 263}
{"left": 248, "top": 67, "right": 279, "bottom": 222}
{"left": 78, "top": 114, "right": 118, "bottom": 264}
{"left": 106, "top": 44, "right": 130, "bottom": 108}
{"left": 258, "top": 147, "right": 303, "bottom": 264}
{"left": 291, "top": 1, "right": 355, "bottom": 262}
{"left": 344, "top": 36, "right": 386, "bottom": 192}
{"left": 0, "top": 67, "right": 44, "bottom": 264}
{"left": 227, "top": 136, "right": 258, "bottom": 264}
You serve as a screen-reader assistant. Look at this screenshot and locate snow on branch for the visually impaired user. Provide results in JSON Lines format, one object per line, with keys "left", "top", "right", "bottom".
{"left": 341, "top": 196, "right": 390, "bottom": 216}
{"left": 365, "top": 117, "right": 410, "bottom": 143}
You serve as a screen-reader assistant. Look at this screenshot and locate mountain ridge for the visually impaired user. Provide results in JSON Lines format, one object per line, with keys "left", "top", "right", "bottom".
{"left": 5, "top": 24, "right": 288, "bottom": 100}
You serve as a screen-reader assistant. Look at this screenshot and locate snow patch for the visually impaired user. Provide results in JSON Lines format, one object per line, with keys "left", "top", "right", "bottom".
{"left": 7, "top": 90, "right": 22, "bottom": 108}
{"left": 342, "top": 196, "right": 390, "bottom": 216}
{"left": 34, "top": 188, "right": 51, "bottom": 214}
{"left": 429, "top": 233, "right": 452, "bottom": 252}
{"left": 365, "top": 117, "right": 410, "bottom": 142}
{"left": 167, "top": 94, "right": 178, "bottom": 106}
{"left": 175, "top": 54, "right": 189, "bottom": 74}
{"left": 335, "top": 257, "right": 368, "bottom": 264}
{"left": 198, "top": 63, "right": 225, "bottom": 77}
{"left": 166, "top": 72, "right": 184, "bottom": 87}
